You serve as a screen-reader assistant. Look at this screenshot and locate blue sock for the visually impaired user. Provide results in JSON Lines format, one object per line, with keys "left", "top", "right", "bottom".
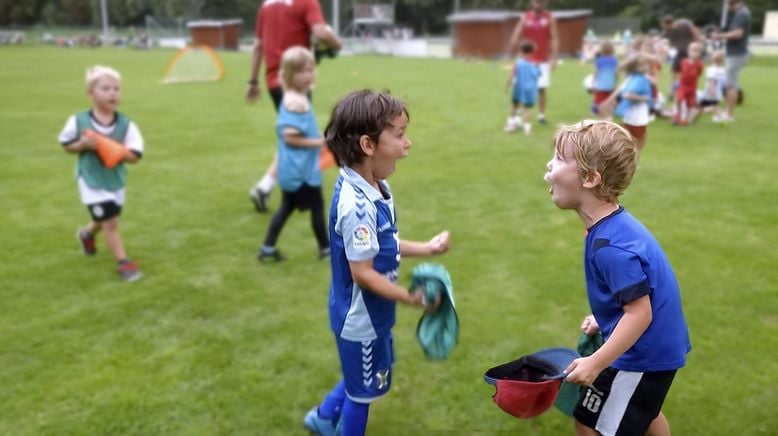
{"left": 317, "top": 381, "right": 345, "bottom": 421}
{"left": 340, "top": 397, "right": 369, "bottom": 436}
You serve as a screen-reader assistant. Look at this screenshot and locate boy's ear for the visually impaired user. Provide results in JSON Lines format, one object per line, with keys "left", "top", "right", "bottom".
{"left": 582, "top": 170, "right": 602, "bottom": 189}
{"left": 358, "top": 135, "right": 375, "bottom": 156}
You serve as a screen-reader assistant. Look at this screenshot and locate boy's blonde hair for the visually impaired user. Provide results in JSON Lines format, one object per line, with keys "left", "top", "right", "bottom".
{"left": 279, "top": 46, "right": 315, "bottom": 90}
{"left": 86, "top": 65, "right": 121, "bottom": 90}
{"left": 688, "top": 41, "right": 703, "bottom": 55}
{"left": 553, "top": 120, "right": 638, "bottom": 202}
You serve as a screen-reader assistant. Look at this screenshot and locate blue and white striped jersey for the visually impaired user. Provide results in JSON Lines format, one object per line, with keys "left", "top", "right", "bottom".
{"left": 328, "top": 167, "right": 400, "bottom": 341}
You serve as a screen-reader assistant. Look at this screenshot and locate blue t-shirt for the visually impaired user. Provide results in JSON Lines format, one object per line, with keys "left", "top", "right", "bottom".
{"left": 329, "top": 167, "right": 400, "bottom": 341}
{"left": 594, "top": 55, "right": 618, "bottom": 91}
{"left": 585, "top": 207, "right": 691, "bottom": 372}
{"left": 615, "top": 73, "right": 653, "bottom": 118}
{"left": 276, "top": 104, "right": 321, "bottom": 192}
{"left": 513, "top": 58, "right": 540, "bottom": 93}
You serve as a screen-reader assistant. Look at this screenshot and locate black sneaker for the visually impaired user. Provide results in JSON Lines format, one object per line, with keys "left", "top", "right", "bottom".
{"left": 258, "top": 248, "right": 285, "bottom": 262}
{"left": 77, "top": 228, "right": 97, "bottom": 255}
{"left": 538, "top": 115, "right": 548, "bottom": 125}
{"left": 249, "top": 188, "right": 270, "bottom": 213}
{"left": 318, "top": 247, "right": 331, "bottom": 260}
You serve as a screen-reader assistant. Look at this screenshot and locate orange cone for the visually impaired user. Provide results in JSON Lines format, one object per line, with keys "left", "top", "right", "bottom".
{"left": 319, "top": 144, "right": 336, "bottom": 171}
{"left": 83, "top": 129, "right": 131, "bottom": 169}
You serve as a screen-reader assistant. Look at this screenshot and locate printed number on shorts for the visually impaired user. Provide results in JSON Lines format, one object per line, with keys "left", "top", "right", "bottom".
{"left": 582, "top": 389, "right": 602, "bottom": 413}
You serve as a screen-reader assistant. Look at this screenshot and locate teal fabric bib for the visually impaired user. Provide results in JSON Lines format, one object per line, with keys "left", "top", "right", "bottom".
{"left": 410, "top": 263, "right": 458, "bottom": 360}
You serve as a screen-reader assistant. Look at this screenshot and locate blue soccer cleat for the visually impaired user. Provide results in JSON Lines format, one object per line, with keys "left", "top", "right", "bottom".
{"left": 303, "top": 407, "right": 338, "bottom": 436}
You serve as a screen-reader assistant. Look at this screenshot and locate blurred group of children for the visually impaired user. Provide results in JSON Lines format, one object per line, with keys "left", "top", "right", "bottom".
{"left": 580, "top": 32, "right": 730, "bottom": 150}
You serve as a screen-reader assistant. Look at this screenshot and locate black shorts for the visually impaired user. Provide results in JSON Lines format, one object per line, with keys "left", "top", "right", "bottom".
{"left": 574, "top": 367, "right": 676, "bottom": 436}
{"left": 699, "top": 99, "right": 720, "bottom": 108}
{"left": 671, "top": 50, "right": 688, "bottom": 74}
{"left": 86, "top": 201, "right": 122, "bottom": 222}
{"left": 269, "top": 87, "right": 283, "bottom": 112}
{"left": 281, "top": 183, "right": 323, "bottom": 212}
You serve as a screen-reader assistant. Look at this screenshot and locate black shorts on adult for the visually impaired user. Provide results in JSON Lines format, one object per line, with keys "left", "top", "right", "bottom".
{"left": 573, "top": 367, "right": 676, "bottom": 436}
{"left": 282, "top": 184, "right": 323, "bottom": 212}
{"left": 86, "top": 201, "right": 122, "bottom": 222}
{"left": 699, "top": 99, "right": 720, "bottom": 108}
{"left": 269, "top": 86, "right": 284, "bottom": 112}
{"left": 671, "top": 50, "right": 688, "bottom": 74}
{"left": 269, "top": 87, "right": 313, "bottom": 113}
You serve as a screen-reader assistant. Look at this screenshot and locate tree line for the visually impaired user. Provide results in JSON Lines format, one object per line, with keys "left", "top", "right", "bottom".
{"left": 0, "top": 0, "right": 769, "bottom": 36}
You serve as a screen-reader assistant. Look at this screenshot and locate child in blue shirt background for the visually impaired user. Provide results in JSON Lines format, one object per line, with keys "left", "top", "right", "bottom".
{"left": 258, "top": 46, "right": 329, "bottom": 262}
{"left": 600, "top": 54, "right": 653, "bottom": 150}
{"left": 591, "top": 41, "right": 619, "bottom": 119}
{"left": 504, "top": 40, "right": 541, "bottom": 135}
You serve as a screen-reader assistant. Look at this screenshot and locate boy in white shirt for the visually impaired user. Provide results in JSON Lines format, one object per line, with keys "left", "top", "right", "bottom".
{"left": 699, "top": 50, "right": 727, "bottom": 121}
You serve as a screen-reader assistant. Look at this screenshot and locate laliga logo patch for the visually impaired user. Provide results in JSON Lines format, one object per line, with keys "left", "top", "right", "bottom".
{"left": 353, "top": 225, "right": 371, "bottom": 249}
{"left": 92, "top": 205, "right": 104, "bottom": 218}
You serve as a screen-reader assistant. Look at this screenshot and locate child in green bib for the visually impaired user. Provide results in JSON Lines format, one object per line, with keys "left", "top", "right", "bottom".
{"left": 58, "top": 65, "right": 144, "bottom": 282}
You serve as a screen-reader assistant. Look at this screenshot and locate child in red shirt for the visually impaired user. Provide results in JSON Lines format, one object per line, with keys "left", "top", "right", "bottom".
{"left": 674, "top": 42, "right": 704, "bottom": 126}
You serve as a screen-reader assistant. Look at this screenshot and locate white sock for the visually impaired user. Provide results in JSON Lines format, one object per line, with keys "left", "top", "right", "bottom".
{"left": 538, "top": 113, "right": 546, "bottom": 120}
{"left": 257, "top": 174, "right": 275, "bottom": 193}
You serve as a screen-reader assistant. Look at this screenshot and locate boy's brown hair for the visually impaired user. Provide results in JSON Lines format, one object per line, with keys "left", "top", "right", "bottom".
{"left": 324, "top": 90, "right": 408, "bottom": 167}
{"left": 553, "top": 121, "right": 638, "bottom": 202}
{"left": 599, "top": 41, "right": 614, "bottom": 56}
{"left": 520, "top": 39, "right": 535, "bottom": 55}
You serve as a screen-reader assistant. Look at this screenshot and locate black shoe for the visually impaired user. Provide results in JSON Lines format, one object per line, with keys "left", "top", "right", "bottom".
{"left": 258, "top": 248, "right": 285, "bottom": 262}
{"left": 318, "top": 247, "right": 330, "bottom": 260}
{"left": 249, "top": 188, "right": 270, "bottom": 213}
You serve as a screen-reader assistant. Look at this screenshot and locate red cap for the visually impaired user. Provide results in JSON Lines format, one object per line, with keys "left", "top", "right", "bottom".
{"left": 484, "top": 347, "right": 579, "bottom": 419}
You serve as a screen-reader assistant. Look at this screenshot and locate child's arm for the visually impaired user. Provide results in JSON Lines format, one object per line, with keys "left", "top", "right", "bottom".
{"left": 63, "top": 135, "right": 97, "bottom": 154}
{"left": 598, "top": 79, "right": 628, "bottom": 114}
{"left": 565, "top": 295, "right": 652, "bottom": 385}
{"left": 283, "top": 128, "right": 324, "bottom": 148}
{"left": 704, "top": 77, "right": 716, "bottom": 95}
{"left": 122, "top": 150, "right": 141, "bottom": 164}
{"left": 622, "top": 92, "right": 649, "bottom": 103}
{"left": 400, "top": 231, "right": 451, "bottom": 257}
{"left": 581, "top": 314, "right": 600, "bottom": 336}
{"left": 350, "top": 260, "right": 426, "bottom": 307}
{"left": 120, "top": 122, "right": 144, "bottom": 164}
{"left": 505, "top": 65, "right": 516, "bottom": 92}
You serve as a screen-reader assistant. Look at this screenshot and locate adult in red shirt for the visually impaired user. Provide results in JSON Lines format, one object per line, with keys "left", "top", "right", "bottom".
{"left": 508, "top": 0, "right": 558, "bottom": 124}
{"left": 245, "top": 0, "right": 341, "bottom": 212}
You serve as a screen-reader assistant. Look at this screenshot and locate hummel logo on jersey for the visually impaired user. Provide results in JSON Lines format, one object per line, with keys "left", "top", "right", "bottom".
{"left": 376, "top": 369, "right": 389, "bottom": 390}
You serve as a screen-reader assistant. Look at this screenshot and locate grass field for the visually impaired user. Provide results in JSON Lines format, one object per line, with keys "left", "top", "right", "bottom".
{"left": 1, "top": 45, "right": 777, "bottom": 435}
